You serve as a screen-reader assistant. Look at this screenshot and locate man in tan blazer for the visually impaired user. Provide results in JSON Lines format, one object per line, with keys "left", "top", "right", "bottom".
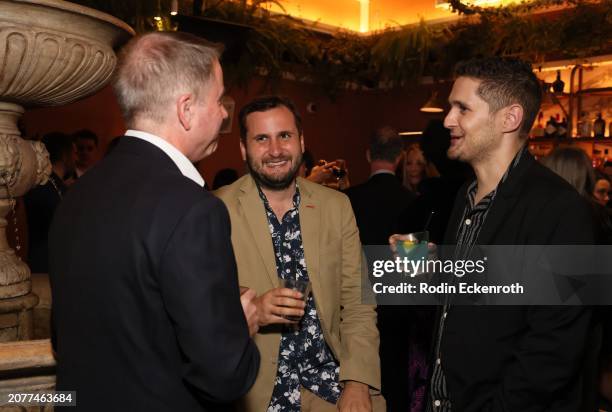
{"left": 215, "top": 96, "right": 383, "bottom": 412}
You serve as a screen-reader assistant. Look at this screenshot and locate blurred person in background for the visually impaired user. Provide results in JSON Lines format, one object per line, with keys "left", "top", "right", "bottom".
{"left": 73, "top": 129, "right": 99, "bottom": 178}
{"left": 541, "top": 146, "right": 611, "bottom": 411}
{"left": 593, "top": 171, "right": 611, "bottom": 208}
{"left": 402, "top": 145, "right": 428, "bottom": 195}
{"left": 345, "top": 125, "right": 415, "bottom": 411}
{"left": 541, "top": 147, "right": 612, "bottom": 244}
{"left": 25, "top": 132, "right": 76, "bottom": 273}
{"left": 212, "top": 168, "right": 239, "bottom": 190}
{"left": 299, "top": 150, "right": 350, "bottom": 190}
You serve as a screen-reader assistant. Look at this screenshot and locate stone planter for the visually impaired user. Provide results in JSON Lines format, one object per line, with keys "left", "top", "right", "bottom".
{"left": 0, "top": 0, "right": 134, "bottom": 341}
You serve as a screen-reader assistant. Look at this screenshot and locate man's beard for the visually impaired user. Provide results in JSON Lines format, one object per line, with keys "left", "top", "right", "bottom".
{"left": 247, "top": 152, "right": 302, "bottom": 191}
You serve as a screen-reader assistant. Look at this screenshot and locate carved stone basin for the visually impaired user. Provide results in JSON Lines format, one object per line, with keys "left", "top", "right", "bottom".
{"left": 0, "top": 0, "right": 134, "bottom": 341}
{"left": 0, "top": 0, "right": 134, "bottom": 107}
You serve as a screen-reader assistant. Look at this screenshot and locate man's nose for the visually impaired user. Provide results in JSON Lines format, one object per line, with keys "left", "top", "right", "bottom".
{"left": 443, "top": 110, "right": 456, "bottom": 129}
{"left": 268, "top": 138, "right": 282, "bottom": 156}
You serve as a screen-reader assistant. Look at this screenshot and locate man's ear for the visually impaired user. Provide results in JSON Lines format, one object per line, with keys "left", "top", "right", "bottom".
{"left": 300, "top": 134, "right": 305, "bottom": 154}
{"left": 366, "top": 149, "right": 371, "bottom": 163}
{"left": 177, "top": 93, "right": 194, "bottom": 131}
{"left": 502, "top": 104, "right": 523, "bottom": 134}
{"left": 239, "top": 139, "right": 247, "bottom": 162}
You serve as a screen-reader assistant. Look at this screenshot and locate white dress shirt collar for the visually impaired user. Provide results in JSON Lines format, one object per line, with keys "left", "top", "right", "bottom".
{"left": 125, "top": 129, "right": 205, "bottom": 187}
{"left": 370, "top": 169, "right": 395, "bottom": 178}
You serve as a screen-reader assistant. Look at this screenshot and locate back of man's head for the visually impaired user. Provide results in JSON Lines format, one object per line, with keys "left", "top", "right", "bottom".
{"left": 113, "top": 32, "right": 221, "bottom": 127}
{"left": 42, "top": 132, "right": 74, "bottom": 165}
{"left": 454, "top": 57, "right": 541, "bottom": 137}
{"left": 369, "top": 126, "right": 403, "bottom": 163}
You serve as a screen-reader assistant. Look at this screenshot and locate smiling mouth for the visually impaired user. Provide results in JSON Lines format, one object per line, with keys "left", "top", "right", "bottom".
{"left": 264, "top": 159, "right": 289, "bottom": 168}
{"left": 450, "top": 135, "right": 463, "bottom": 145}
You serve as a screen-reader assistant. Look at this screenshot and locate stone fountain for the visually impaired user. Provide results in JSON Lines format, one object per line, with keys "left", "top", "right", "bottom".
{"left": 0, "top": 0, "right": 133, "bottom": 341}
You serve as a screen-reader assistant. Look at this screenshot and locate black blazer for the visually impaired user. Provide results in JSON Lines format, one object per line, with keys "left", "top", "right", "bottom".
{"left": 345, "top": 172, "right": 415, "bottom": 245}
{"left": 49, "top": 137, "right": 260, "bottom": 411}
{"left": 439, "top": 152, "right": 595, "bottom": 412}
{"left": 346, "top": 173, "right": 416, "bottom": 411}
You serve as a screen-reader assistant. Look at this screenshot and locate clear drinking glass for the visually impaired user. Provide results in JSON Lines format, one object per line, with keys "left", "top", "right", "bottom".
{"left": 280, "top": 278, "right": 311, "bottom": 321}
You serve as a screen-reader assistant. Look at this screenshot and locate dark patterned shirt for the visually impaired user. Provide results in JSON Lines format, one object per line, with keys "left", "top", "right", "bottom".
{"left": 427, "top": 146, "right": 526, "bottom": 412}
{"left": 257, "top": 185, "right": 342, "bottom": 412}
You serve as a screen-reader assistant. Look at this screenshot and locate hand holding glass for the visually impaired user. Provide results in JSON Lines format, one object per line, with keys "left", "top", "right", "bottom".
{"left": 280, "top": 278, "right": 311, "bottom": 321}
{"left": 390, "top": 231, "right": 432, "bottom": 276}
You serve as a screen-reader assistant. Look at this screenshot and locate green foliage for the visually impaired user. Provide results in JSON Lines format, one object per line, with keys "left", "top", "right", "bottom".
{"left": 68, "top": 0, "right": 612, "bottom": 95}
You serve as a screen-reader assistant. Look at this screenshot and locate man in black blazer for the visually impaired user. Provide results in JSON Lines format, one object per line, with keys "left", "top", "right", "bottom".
{"left": 425, "top": 58, "right": 595, "bottom": 411}
{"left": 49, "top": 32, "right": 260, "bottom": 411}
{"left": 345, "top": 126, "right": 414, "bottom": 246}
{"left": 345, "top": 127, "right": 415, "bottom": 411}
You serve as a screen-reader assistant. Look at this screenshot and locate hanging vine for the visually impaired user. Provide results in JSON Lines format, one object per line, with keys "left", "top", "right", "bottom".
{"left": 68, "top": 0, "right": 612, "bottom": 95}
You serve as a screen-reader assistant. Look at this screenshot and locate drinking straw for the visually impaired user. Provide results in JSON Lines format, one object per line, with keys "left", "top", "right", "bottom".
{"left": 424, "top": 210, "right": 435, "bottom": 232}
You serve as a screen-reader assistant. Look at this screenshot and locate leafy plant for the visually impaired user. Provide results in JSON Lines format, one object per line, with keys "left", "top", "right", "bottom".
{"left": 67, "top": 0, "right": 612, "bottom": 95}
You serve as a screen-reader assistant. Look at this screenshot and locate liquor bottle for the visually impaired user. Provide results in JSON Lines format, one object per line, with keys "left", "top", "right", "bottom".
{"left": 544, "top": 116, "right": 557, "bottom": 138}
{"left": 577, "top": 112, "right": 592, "bottom": 137}
{"left": 593, "top": 113, "right": 605, "bottom": 138}
{"left": 552, "top": 70, "right": 565, "bottom": 93}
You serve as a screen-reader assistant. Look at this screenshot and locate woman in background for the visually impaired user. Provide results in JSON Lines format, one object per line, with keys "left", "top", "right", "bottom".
{"left": 593, "top": 171, "right": 611, "bottom": 208}
{"left": 541, "top": 146, "right": 612, "bottom": 411}
{"left": 541, "top": 147, "right": 612, "bottom": 243}
{"left": 402, "top": 145, "right": 428, "bottom": 194}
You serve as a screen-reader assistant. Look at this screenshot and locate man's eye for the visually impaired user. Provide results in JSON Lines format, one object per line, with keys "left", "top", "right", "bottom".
{"left": 280, "top": 133, "right": 291, "bottom": 139}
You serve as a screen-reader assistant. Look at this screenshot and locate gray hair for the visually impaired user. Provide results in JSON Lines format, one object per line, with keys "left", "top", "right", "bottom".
{"left": 113, "top": 32, "right": 221, "bottom": 126}
{"left": 369, "top": 126, "right": 403, "bottom": 162}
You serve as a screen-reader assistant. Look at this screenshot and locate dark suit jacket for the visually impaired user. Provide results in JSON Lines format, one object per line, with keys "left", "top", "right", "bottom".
{"left": 399, "top": 176, "right": 468, "bottom": 245}
{"left": 439, "top": 151, "right": 595, "bottom": 412}
{"left": 49, "top": 137, "right": 260, "bottom": 411}
{"left": 345, "top": 172, "right": 415, "bottom": 245}
{"left": 25, "top": 172, "right": 66, "bottom": 273}
{"left": 346, "top": 172, "right": 415, "bottom": 411}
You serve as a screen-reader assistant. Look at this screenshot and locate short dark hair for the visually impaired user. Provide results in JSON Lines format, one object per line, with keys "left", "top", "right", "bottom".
{"left": 369, "top": 126, "right": 403, "bottom": 162}
{"left": 454, "top": 57, "right": 542, "bottom": 137}
{"left": 73, "top": 129, "right": 99, "bottom": 146}
{"left": 238, "top": 96, "right": 302, "bottom": 141}
{"left": 212, "top": 168, "right": 239, "bottom": 190}
{"left": 42, "top": 132, "right": 74, "bottom": 164}
{"left": 301, "top": 150, "right": 315, "bottom": 176}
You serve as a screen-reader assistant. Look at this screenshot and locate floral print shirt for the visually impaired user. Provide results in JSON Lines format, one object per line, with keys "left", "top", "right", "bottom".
{"left": 257, "top": 185, "right": 342, "bottom": 411}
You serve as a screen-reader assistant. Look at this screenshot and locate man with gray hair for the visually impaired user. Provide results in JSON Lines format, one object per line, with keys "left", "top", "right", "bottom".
{"left": 49, "top": 32, "right": 260, "bottom": 411}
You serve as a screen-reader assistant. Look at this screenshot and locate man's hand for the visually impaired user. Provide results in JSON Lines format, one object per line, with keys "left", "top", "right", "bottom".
{"left": 388, "top": 234, "right": 437, "bottom": 259}
{"left": 255, "top": 287, "right": 305, "bottom": 326}
{"left": 338, "top": 381, "right": 371, "bottom": 412}
{"left": 239, "top": 288, "right": 259, "bottom": 337}
{"left": 308, "top": 160, "right": 338, "bottom": 184}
